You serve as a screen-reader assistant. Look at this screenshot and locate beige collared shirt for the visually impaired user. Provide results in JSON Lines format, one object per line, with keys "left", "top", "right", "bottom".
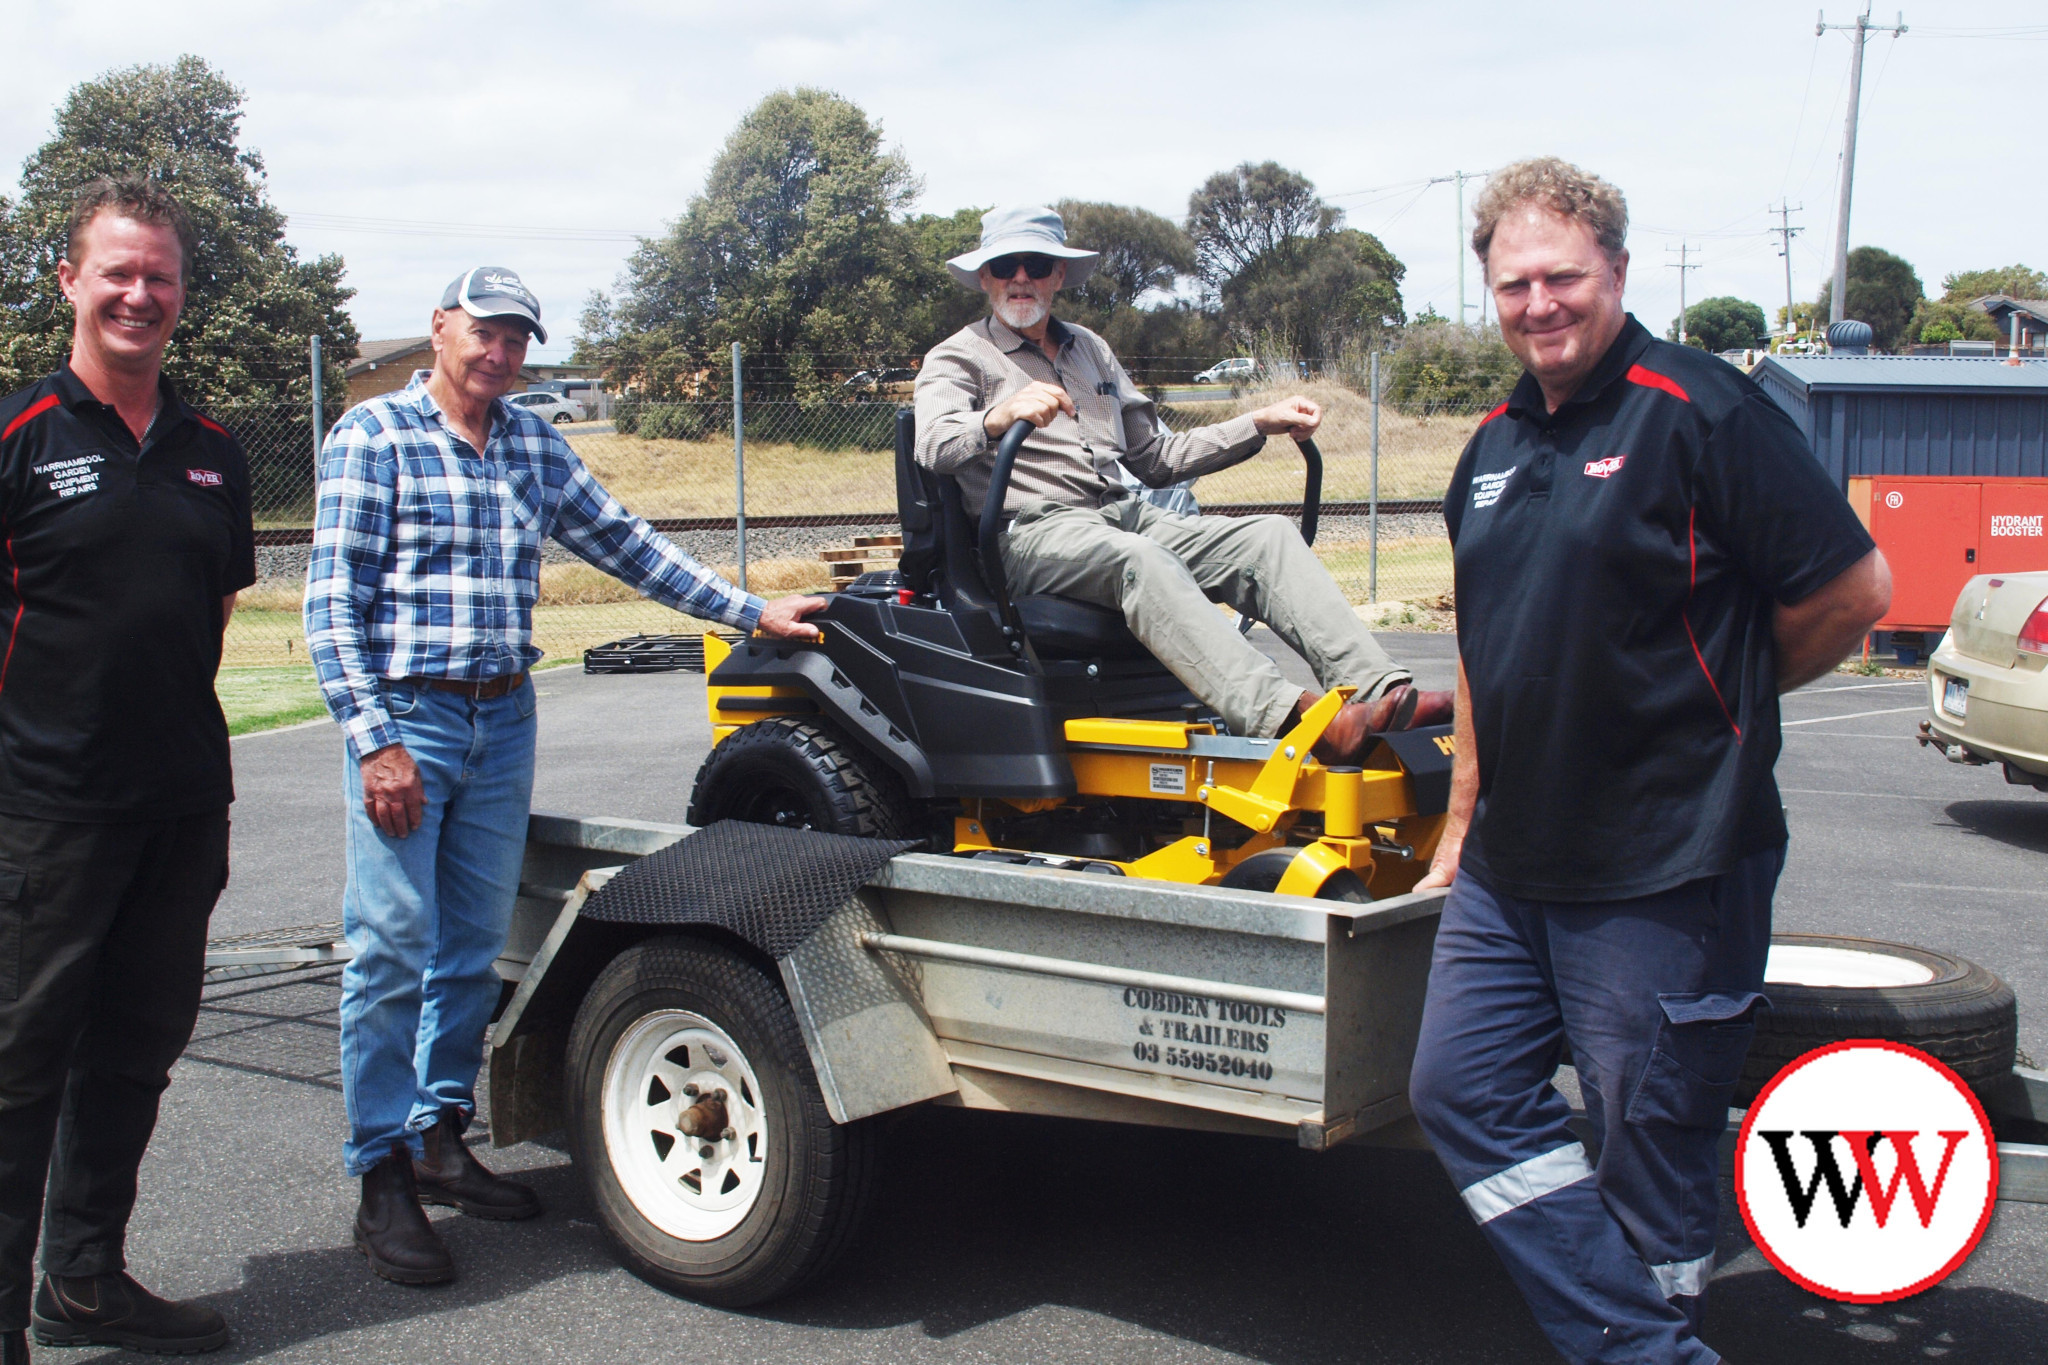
{"left": 913, "top": 315, "right": 1266, "bottom": 514}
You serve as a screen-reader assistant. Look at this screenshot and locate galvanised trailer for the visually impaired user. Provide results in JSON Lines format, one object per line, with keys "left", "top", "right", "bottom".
{"left": 467, "top": 812, "right": 2048, "bottom": 1308}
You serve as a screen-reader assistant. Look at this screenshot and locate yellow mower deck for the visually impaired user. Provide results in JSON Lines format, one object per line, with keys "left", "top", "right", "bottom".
{"left": 702, "top": 634, "right": 1448, "bottom": 899}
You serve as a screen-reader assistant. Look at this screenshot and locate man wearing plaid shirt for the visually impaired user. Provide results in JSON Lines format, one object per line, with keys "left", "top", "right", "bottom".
{"left": 305, "top": 266, "right": 822, "bottom": 1286}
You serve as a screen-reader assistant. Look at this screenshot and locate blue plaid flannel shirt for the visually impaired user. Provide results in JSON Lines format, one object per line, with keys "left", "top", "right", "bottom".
{"left": 305, "top": 373, "right": 763, "bottom": 758}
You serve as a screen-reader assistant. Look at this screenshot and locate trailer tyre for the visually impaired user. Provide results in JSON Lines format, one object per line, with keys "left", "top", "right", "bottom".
{"left": 1740, "top": 933, "right": 2017, "bottom": 1106}
{"left": 565, "top": 935, "right": 875, "bottom": 1306}
{"left": 687, "top": 717, "right": 910, "bottom": 838}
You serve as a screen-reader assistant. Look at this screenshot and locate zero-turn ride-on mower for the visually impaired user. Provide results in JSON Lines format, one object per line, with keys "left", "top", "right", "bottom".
{"left": 685, "top": 414, "right": 1453, "bottom": 901}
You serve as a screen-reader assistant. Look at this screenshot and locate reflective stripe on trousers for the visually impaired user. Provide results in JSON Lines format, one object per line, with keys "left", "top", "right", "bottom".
{"left": 1460, "top": 1142, "right": 1594, "bottom": 1224}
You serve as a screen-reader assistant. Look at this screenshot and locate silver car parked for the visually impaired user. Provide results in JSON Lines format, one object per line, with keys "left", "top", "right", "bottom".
{"left": 1920, "top": 570, "right": 2048, "bottom": 790}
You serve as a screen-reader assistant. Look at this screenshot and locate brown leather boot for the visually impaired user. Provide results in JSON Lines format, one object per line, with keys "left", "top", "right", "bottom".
{"left": 32, "top": 1271, "right": 229, "bottom": 1353}
{"left": 1404, "top": 687, "right": 1455, "bottom": 729}
{"left": 356, "top": 1150, "right": 455, "bottom": 1285}
{"left": 1313, "top": 687, "right": 1417, "bottom": 765}
{"left": 414, "top": 1110, "right": 541, "bottom": 1221}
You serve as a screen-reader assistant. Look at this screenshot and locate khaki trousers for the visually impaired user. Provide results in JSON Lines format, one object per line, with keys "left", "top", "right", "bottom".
{"left": 1001, "top": 499, "right": 1410, "bottom": 737}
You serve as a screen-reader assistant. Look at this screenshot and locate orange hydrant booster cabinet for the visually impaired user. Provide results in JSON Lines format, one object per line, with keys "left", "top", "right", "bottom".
{"left": 1849, "top": 476, "right": 2048, "bottom": 630}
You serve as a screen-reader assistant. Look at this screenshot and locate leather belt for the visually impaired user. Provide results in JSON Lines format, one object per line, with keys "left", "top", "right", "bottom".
{"left": 398, "top": 672, "right": 528, "bottom": 700}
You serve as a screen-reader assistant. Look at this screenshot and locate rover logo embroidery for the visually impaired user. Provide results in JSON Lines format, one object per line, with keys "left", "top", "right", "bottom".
{"left": 1583, "top": 455, "right": 1626, "bottom": 479}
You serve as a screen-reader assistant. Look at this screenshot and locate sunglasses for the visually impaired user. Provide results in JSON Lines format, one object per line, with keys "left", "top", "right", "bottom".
{"left": 984, "top": 254, "right": 1059, "bottom": 281}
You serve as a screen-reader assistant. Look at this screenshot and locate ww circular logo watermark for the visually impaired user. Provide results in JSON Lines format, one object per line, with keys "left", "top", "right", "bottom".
{"left": 1735, "top": 1040, "right": 1999, "bottom": 1303}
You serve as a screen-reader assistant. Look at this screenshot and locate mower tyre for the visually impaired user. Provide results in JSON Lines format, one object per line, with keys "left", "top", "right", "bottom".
{"left": 1218, "top": 848, "right": 1371, "bottom": 902}
{"left": 565, "top": 934, "right": 876, "bottom": 1307}
{"left": 1739, "top": 933, "right": 2017, "bottom": 1106}
{"left": 686, "top": 717, "right": 910, "bottom": 838}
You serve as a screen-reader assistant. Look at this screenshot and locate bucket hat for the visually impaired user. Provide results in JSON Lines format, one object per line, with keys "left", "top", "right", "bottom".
{"left": 440, "top": 266, "right": 547, "bottom": 344}
{"left": 945, "top": 206, "right": 1099, "bottom": 292}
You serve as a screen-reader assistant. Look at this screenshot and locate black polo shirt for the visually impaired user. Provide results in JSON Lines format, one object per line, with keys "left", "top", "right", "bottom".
{"left": 1445, "top": 316, "right": 1873, "bottom": 902}
{"left": 0, "top": 364, "right": 256, "bottom": 821}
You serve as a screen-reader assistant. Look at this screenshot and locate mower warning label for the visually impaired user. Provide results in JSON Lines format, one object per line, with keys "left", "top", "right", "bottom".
{"left": 1148, "top": 763, "right": 1187, "bottom": 795}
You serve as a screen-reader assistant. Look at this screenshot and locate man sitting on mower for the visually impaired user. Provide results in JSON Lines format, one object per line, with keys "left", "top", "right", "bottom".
{"left": 915, "top": 206, "right": 1451, "bottom": 762}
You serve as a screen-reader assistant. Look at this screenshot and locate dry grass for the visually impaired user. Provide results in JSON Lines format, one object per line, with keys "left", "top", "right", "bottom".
{"left": 559, "top": 381, "right": 1478, "bottom": 519}
{"left": 565, "top": 428, "right": 895, "bottom": 519}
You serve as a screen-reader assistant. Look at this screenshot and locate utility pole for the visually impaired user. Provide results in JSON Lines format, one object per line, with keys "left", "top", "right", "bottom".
{"left": 1819, "top": 6, "right": 1907, "bottom": 325}
{"left": 1666, "top": 242, "right": 1701, "bottom": 346}
{"left": 1455, "top": 170, "right": 1467, "bottom": 328}
{"left": 1771, "top": 202, "right": 1804, "bottom": 344}
{"left": 1427, "top": 170, "right": 1480, "bottom": 327}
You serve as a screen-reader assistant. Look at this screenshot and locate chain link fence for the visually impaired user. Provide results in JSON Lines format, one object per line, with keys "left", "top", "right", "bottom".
{"left": 223, "top": 362, "right": 1482, "bottom": 672}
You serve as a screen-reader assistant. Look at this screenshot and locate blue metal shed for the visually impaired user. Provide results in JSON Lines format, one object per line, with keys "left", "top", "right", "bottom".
{"left": 1752, "top": 355, "right": 2048, "bottom": 487}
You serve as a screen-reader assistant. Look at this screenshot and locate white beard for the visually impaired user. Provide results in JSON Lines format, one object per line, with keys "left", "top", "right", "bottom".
{"left": 995, "top": 295, "right": 1049, "bottom": 331}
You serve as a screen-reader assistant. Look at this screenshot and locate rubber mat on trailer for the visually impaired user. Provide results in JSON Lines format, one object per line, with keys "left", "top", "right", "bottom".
{"left": 578, "top": 819, "right": 918, "bottom": 957}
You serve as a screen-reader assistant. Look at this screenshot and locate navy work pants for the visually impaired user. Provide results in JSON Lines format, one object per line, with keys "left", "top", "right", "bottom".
{"left": 1408, "top": 846, "right": 1781, "bottom": 1365}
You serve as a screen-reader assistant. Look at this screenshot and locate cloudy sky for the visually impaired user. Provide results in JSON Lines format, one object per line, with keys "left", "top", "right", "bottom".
{"left": 6, "top": 0, "right": 2043, "bottom": 362}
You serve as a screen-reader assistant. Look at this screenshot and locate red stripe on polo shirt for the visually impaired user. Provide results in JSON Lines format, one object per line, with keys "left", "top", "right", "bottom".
{"left": 2, "top": 394, "right": 60, "bottom": 441}
{"left": 1625, "top": 364, "right": 1690, "bottom": 404}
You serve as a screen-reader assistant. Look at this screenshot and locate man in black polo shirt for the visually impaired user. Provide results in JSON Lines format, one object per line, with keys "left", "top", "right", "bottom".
{"left": 0, "top": 177, "right": 250, "bottom": 1361}
{"left": 1406, "top": 159, "right": 1889, "bottom": 1364}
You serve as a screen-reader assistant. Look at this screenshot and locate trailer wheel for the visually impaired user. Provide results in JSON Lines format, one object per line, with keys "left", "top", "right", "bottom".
{"left": 687, "top": 717, "right": 910, "bottom": 838}
{"left": 1739, "top": 934, "right": 2017, "bottom": 1105}
{"left": 565, "top": 935, "right": 875, "bottom": 1306}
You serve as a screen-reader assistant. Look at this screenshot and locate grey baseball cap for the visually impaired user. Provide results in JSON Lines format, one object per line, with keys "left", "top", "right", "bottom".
{"left": 945, "top": 206, "right": 1098, "bottom": 292}
{"left": 439, "top": 266, "right": 547, "bottom": 344}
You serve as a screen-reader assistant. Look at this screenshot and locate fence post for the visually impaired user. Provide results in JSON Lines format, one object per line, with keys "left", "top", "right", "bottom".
{"left": 1369, "top": 350, "right": 1380, "bottom": 603}
{"left": 309, "top": 335, "right": 324, "bottom": 464}
{"left": 732, "top": 341, "right": 747, "bottom": 593}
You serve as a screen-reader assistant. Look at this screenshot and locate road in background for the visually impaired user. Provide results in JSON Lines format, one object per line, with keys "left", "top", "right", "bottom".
{"left": 147, "top": 636, "right": 2046, "bottom": 1362}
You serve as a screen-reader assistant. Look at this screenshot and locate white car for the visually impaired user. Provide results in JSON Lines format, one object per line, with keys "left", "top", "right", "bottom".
{"left": 508, "top": 391, "right": 585, "bottom": 424}
{"left": 1920, "top": 570, "right": 2048, "bottom": 791}
{"left": 1193, "top": 358, "right": 1257, "bottom": 385}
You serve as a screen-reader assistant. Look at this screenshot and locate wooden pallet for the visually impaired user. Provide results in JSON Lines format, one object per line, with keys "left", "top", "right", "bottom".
{"left": 821, "top": 533, "right": 904, "bottom": 585}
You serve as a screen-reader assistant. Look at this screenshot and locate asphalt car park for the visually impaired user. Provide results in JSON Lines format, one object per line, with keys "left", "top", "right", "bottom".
{"left": 94, "top": 633, "right": 2048, "bottom": 1363}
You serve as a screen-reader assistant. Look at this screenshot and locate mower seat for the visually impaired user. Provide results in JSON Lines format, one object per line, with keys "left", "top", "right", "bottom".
{"left": 1013, "top": 596, "right": 1153, "bottom": 660}
{"left": 895, "top": 409, "right": 1152, "bottom": 662}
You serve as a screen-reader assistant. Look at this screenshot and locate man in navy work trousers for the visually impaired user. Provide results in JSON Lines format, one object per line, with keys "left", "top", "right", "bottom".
{"left": 1408, "top": 158, "right": 1891, "bottom": 1364}
{"left": 0, "top": 178, "right": 247, "bottom": 1361}
{"left": 305, "top": 267, "right": 826, "bottom": 1285}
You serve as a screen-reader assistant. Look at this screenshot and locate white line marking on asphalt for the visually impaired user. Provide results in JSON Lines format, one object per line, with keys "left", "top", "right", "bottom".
{"left": 1780, "top": 788, "right": 1947, "bottom": 800}
{"left": 1898, "top": 882, "right": 2048, "bottom": 899}
{"left": 231, "top": 717, "right": 334, "bottom": 741}
{"left": 1792, "top": 680, "right": 1923, "bottom": 695}
{"left": 1780, "top": 732, "right": 1917, "bottom": 739}
{"left": 1780, "top": 706, "right": 1924, "bottom": 727}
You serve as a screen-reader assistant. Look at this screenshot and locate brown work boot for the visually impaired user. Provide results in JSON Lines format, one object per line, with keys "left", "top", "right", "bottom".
{"left": 414, "top": 1110, "right": 541, "bottom": 1221}
{"left": 32, "top": 1271, "right": 229, "bottom": 1353}
{"left": 1403, "top": 687, "right": 1454, "bottom": 729}
{"left": 356, "top": 1150, "right": 455, "bottom": 1285}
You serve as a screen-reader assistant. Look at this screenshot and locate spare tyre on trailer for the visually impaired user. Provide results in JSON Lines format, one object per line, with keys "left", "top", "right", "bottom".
{"left": 1744, "top": 933, "right": 2019, "bottom": 1105}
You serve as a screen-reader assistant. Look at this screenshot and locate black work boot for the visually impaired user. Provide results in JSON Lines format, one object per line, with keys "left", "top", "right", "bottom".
{"left": 2, "top": 1329, "right": 28, "bottom": 1364}
{"left": 355, "top": 1150, "right": 455, "bottom": 1285}
{"left": 32, "top": 1271, "right": 229, "bottom": 1353}
{"left": 413, "top": 1109, "right": 541, "bottom": 1221}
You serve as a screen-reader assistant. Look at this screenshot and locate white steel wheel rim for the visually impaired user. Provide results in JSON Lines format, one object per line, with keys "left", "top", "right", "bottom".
{"left": 1765, "top": 944, "right": 1936, "bottom": 989}
{"left": 602, "top": 1010, "right": 769, "bottom": 1241}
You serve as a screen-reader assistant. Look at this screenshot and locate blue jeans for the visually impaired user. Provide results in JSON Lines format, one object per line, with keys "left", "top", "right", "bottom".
{"left": 338, "top": 679, "right": 537, "bottom": 1176}
{"left": 1407, "top": 847, "right": 1781, "bottom": 1365}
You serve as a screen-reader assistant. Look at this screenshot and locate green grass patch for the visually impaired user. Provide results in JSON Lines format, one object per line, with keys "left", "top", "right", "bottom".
{"left": 218, "top": 666, "right": 329, "bottom": 736}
